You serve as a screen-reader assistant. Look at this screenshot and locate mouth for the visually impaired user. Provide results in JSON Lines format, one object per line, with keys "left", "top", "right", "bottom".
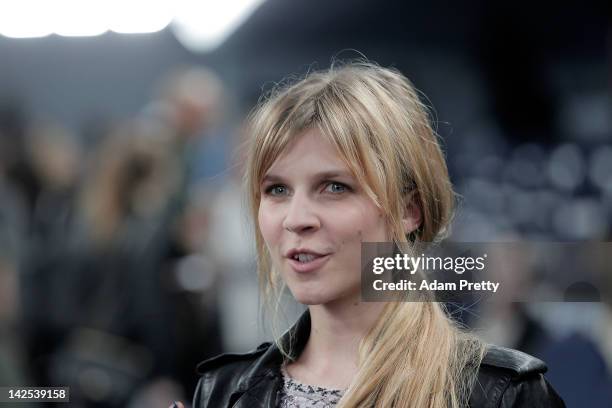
{"left": 285, "top": 249, "right": 331, "bottom": 273}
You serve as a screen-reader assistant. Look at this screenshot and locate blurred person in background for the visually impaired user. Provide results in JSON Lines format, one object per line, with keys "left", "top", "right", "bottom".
{"left": 0, "top": 102, "right": 41, "bottom": 225}
{"left": 140, "top": 65, "right": 232, "bottom": 397}
{"left": 144, "top": 66, "right": 229, "bottom": 192}
{"left": 0, "top": 104, "right": 45, "bottom": 407}
{"left": 0, "top": 251, "right": 35, "bottom": 408}
{"left": 0, "top": 181, "right": 32, "bottom": 404}
{"left": 23, "top": 119, "right": 82, "bottom": 244}
{"left": 20, "top": 118, "right": 221, "bottom": 407}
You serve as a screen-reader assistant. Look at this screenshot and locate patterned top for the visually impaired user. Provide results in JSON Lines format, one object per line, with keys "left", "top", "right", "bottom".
{"left": 277, "top": 366, "right": 345, "bottom": 407}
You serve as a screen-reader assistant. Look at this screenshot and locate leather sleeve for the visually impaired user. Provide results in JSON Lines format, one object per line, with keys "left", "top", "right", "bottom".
{"left": 500, "top": 373, "right": 566, "bottom": 408}
{"left": 192, "top": 375, "right": 209, "bottom": 408}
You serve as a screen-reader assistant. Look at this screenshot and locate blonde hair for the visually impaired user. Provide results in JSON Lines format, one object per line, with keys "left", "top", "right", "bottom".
{"left": 81, "top": 120, "right": 179, "bottom": 245}
{"left": 245, "top": 61, "right": 484, "bottom": 408}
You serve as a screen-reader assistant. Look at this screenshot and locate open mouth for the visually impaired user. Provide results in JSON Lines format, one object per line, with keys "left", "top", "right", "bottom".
{"left": 292, "top": 253, "right": 323, "bottom": 263}
{"left": 287, "top": 252, "right": 331, "bottom": 273}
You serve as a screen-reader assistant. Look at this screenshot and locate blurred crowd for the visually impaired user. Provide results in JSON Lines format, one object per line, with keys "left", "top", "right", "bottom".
{"left": 0, "top": 59, "right": 611, "bottom": 408}
{"left": 0, "top": 66, "right": 254, "bottom": 407}
{"left": 443, "top": 60, "right": 612, "bottom": 406}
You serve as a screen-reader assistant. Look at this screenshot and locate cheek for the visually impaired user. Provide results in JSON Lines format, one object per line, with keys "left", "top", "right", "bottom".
{"left": 332, "top": 203, "right": 387, "bottom": 243}
{"left": 368, "top": 212, "right": 390, "bottom": 241}
{"left": 258, "top": 202, "right": 281, "bottom": 246}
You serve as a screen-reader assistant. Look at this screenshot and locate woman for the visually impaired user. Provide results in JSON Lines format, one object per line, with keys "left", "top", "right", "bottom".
{"left": 174, "top": 61, "right": 565, "bottom": 407}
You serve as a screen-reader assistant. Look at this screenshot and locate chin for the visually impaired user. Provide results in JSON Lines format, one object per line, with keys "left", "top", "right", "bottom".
{"left": 290, "top": 284, "right": 359, "bottom": 306}
{"left": 290, "top": 287, "right": 335, "bottom": 306}
{"left": 292, "top": 293, "right": 329, "bottom": 306}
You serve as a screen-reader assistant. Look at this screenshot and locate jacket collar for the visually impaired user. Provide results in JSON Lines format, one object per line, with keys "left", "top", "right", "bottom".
{"left": 236, "top": 310, "right": 311, "bottom": 392}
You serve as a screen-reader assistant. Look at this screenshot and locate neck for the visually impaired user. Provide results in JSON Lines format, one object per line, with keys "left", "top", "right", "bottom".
{"left": 309, "top": 299, "right": 386, "bottom": 345}
{"left": 291, "top": 299, "right": 387, "bottom": 387}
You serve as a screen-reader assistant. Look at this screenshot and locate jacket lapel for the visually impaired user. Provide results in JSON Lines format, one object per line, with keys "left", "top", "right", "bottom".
{"left": 230, "top": 311, "right": 312, "bottom": 408}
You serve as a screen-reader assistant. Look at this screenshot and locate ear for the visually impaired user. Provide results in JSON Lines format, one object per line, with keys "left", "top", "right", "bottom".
{"left": 402, "top": 192, "right": 422, "bottom": 235}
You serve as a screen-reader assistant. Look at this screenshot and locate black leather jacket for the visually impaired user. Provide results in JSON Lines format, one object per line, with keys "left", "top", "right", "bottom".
{"left": 193, "top": 312, "right": 565, "bottom": 407}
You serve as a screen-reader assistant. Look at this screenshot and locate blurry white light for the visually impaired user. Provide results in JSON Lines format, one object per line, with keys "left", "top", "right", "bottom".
{"left": 0, "top": 0, "right": 263, "bottom": 43}
{"left": 547, "top": 143, "right": 585, "bottom": 192}
{"left": 589, "top": 146, "right": 612, "bottom": 194}
{"left": 0, "top": 1, "right": 54, "bottom": 38}
{"left": 53, "top": 0, "right": 108, "bottom": 37}
{"left": 0, "top": 0, "right": 176, "bottom": 38}
{"left": 172, "top": 0, "right": 266, "bottom": 53}
{"left": 107, "top": 0, "right": 174, "bottom": 34}
{"left": 553, "top": 198, "right": 607, "bottom": 239}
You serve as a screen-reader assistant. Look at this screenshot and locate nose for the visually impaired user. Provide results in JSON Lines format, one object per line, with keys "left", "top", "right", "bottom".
{"left": 282, "top": 191, "right": 321, "bottom": 234}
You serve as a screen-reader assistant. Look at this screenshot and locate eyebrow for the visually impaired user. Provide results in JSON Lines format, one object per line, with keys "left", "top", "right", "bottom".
{"left": 262, "top": 170, "right": 354, "bottom": 184}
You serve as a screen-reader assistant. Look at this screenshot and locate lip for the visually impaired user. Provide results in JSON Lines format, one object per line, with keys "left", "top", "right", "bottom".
{"left": 287, "top": 253, "right": 331, "bottom": 273}
{"left": 285, "top": 248, "right": 327, "bottom": 258}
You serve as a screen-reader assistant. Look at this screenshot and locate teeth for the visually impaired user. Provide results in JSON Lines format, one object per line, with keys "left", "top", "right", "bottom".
{"left": 295, "top": 253, "right": 316, "bottom": 263}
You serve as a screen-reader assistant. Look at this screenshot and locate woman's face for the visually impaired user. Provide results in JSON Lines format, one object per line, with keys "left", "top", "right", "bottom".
{"left": 258, "top": 128, "right": 389, "bottom": 306}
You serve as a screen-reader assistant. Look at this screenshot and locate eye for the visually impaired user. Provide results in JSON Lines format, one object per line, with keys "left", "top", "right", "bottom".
{"left": 264, "top": 184, "right": 289, "bottom": 196}
{"left": 324, "top": 182, "right": 350, "bottom": 194}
